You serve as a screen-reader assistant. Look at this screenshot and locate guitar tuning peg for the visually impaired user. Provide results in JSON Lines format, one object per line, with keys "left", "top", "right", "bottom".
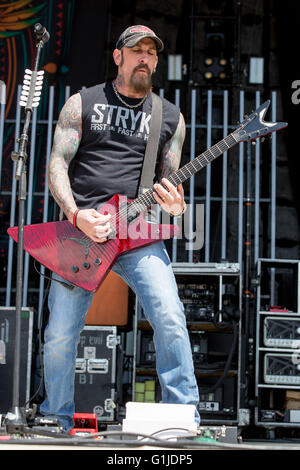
{"left": 260, "top": 137, "right": 265, "bottom": 142}
{"left": 244, "top": 114, "right": 249, "bottom": 119}
{"left": 251, "top": 140, "right": 256, "bottom": 146}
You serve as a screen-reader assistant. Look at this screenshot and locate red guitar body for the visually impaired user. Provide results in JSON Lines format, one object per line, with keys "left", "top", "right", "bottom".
{"left": 8, "top": 100, "right": 288, "bottom": 292}
{"left": 7, "top": 194, "right": 179, "bottom": 292}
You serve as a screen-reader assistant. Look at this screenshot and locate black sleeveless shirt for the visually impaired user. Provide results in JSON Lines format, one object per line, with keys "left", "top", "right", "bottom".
{"left": 69, "top": 81, "right": 180, "bottom": 210}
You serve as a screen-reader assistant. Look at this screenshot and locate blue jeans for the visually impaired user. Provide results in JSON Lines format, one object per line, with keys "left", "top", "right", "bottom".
{"left": 40, "top": 241, "right": 200, "bottom": 431}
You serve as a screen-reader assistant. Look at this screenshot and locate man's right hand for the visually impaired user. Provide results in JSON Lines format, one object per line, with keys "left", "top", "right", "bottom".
{"left": 75, "top": 209, "right": 112, "bottom": 243}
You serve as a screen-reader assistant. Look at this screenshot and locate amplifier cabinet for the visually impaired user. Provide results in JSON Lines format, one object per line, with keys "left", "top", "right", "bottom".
{"left": 133, "top": 262, "right": 243, "bottom": 426}
{"left": 74, "top": 326, "right": 120, "bottom": 422}
{"left": 263, "top": 316, "right": 300, "bottom": 348}
{"left": 255, "top": 259, "right": 300, "bottom": 427}
{"left": 264, "top": 353, "right": 300, "bottom": 385}
{"left": 0, "top": 307, "right": 34, "bottom": 414}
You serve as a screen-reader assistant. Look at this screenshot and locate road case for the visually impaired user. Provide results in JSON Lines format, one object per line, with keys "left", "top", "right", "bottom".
{"left": 0, "top": 307, "right": 34, "bottom": 414}
{"left": 74, "top": 325, "right": 120, "bottom": 422}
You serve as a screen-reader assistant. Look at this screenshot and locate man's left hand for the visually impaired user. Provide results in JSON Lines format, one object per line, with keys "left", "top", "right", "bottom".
{"left": 153, "top": 178, "right": 185, "bottom": 216}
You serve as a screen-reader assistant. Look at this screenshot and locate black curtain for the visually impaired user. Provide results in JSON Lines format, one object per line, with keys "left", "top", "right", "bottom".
{"left": 65, "top": 0, "right": 109, "bottom": 93}
{"left": 275, "top": 1, "right": 300, "bottom": 217}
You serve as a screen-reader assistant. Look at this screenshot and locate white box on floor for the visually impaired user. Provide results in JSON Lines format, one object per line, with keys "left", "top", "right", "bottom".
{"left": 122, "top": 402, "right": 197, "bottom": 439}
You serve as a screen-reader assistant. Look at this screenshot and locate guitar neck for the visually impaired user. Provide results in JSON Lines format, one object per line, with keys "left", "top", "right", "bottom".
{"left": 129, "top": 131, "right": 238, "bottom": 216}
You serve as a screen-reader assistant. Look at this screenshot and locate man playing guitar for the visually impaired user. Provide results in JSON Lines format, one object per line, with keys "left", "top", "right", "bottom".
{"left": 40, "top": 25, "right": 200, "bottom": 431}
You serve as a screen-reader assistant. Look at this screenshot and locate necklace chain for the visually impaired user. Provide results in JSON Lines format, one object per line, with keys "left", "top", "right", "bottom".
{"left": 112, "top": 80, "right": 148, "bottom": 109}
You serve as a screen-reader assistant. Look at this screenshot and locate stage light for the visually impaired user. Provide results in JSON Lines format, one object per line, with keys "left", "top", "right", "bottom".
{"left": 168, "top": 54, "right": 183, "bottom": 81}
{"left": 203, "top": 53, "right": 229, "bottom": 83}
{"left": 204, "top": 71, "right": 213, "bottom": 80}
{"left": 204, "top": 57, "right": 213, "bottom": 66}
{"left": 0, "top": 80, "right": 5, "bottom": 105}
{"left": 249, "top": 57, "right": 264, "bottom": 84}
{"left": 200, "top": 19, "right": 234, "bottom": 85}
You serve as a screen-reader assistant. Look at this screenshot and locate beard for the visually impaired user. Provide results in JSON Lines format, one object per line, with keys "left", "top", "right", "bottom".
{"left": 129, "top": 64, "right": 153, "bottom": 95}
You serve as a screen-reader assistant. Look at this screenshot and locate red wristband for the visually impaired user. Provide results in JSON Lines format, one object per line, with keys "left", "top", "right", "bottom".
{"left": 73, "top": 209, "right": 80, "bottom": 229}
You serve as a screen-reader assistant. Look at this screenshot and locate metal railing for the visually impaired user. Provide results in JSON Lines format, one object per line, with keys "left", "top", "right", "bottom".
{"left": 0, "top": 84, "right": 280, "bottom": 317}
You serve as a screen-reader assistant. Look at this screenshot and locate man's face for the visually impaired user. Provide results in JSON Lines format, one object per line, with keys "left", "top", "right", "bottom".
{"left": 114, "top": 37, "right": 158, "bottom": 94}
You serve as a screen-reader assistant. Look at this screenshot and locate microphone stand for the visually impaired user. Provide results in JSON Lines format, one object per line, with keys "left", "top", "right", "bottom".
{"left": 5, "top": 24, "right": 49, "bottom": 434}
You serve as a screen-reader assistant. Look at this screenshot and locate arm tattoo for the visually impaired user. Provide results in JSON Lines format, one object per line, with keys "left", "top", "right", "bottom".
{"left": 48, "top": 93, "right": 82, "bottom": 221}
{"left": 158, "top": 112, "right": 186, "bottom": 180}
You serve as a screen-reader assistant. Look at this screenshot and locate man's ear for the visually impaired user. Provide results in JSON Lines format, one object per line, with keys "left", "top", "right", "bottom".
{"left": 113, "top": 49, "right": 122, "bottom": 66}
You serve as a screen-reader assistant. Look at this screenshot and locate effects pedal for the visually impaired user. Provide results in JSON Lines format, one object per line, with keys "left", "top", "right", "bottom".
{"left": 196, "top": 425, "right": 239, "bottom": 444}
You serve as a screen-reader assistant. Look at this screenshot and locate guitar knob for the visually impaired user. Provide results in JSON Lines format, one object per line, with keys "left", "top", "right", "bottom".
{"left": 72, "top": 265, "right": 79, "bottom": 273}
{"left": 94, "top": 258, "right": 101, "bottom": 266}
{"left": 83, "top": 262, "right": 90, "bottom": 270}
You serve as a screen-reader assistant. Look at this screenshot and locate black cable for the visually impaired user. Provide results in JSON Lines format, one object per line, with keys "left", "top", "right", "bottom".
{"left": 198, "top": 318, "right": 238, "bottom": 394}
{"left": 24, "top": 262, "right": 51, "bottom": 409}
{"left": 33, "top": 260, "right": 74, "bottom": 290}
{"left": 2, "top": 429, "right": 300, "bottom": 451}
{"left": 139, "top": 427, "right": 198, "bottom": 441}
{"left": 27, "top": 260, "right": 75, "bottom": 410}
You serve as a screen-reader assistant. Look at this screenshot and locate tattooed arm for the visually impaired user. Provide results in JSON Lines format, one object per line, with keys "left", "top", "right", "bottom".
{"left": 48, "top": 93, "right": 111, "bottom": 242}
{"left": 157, "top": 112, "right": 186, "bottom": 179}
{"left": 48, "top": 93, "right": 82, "bottom": 222}
{"left": 153, "top": 112, "right": 186, "bottom": 216}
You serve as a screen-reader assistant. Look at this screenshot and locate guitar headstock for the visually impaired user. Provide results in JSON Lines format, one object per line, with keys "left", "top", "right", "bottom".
{"left": 232, "top": 100, "right": 288, "bottom": 143}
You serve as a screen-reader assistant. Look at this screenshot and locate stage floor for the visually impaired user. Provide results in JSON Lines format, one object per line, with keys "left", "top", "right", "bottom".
{"left": 1, "top": 428, "right": 300, "bottom": 452}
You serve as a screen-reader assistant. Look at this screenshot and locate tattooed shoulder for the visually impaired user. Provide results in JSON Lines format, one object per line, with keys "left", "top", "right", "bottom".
{"left": 159, "top": 112, "right": 186, "bottom": 179}
{"left": 51, "top": 93, "right": 82, "bottom": 165}
{"left": 48, "top": 93, "right": 82, "bottom": 220}
{"left": 58, "top": 93, "right": 82, "bottom": 130}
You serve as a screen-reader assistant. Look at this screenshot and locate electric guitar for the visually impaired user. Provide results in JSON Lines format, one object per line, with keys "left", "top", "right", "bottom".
{"left": 8, "top": 100, "right": 287, "bottom": 292}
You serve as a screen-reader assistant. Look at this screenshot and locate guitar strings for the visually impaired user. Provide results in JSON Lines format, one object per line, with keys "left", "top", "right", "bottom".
{"left": 113, "top": 133, "right": 235, "bottom": 224}
{"left": 107, "top": 133, "right": 235, "bottom": 223}
{"left": 78, "top": 133, "right": 236, "bottom": 247}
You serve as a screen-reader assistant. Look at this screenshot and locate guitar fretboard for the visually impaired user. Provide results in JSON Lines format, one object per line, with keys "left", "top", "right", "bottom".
{"left": 127, "top": 132, "right": 238, "bottom": 218}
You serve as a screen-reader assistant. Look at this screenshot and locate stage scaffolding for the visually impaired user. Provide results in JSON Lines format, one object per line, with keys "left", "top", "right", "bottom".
{"left": 0, "top": 85, "right": 280, "bottom": 319}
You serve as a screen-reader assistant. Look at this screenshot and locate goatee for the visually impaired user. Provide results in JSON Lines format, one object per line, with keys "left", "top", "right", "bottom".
{"left": 130, "top": 64, "right": 153, "bottom": 95}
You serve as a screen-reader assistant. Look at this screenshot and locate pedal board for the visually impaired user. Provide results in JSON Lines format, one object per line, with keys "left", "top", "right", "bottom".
{"left": 26, "top": 415, "right": 65, "bottom": 437}
{"left": 31, "top": 415, "right": 63, "bottom": 428}
{"left": 195, "top": 425, "right": 239, "bottom": 444}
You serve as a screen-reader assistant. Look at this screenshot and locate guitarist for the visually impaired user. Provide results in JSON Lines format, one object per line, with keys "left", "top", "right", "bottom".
{"left": 40, "top": 25, "right": 200, "bottom": 432}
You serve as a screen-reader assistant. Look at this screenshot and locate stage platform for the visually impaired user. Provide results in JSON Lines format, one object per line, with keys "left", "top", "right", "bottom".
{"left": 1, "top": 424, "right": 300, "bottom": 452}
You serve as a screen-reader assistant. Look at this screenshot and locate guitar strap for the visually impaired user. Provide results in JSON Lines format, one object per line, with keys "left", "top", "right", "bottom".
{"left": 138, "top": 92, "right": 162, "bottom": 195}
{"left": 59, "top": 92, "right": 162, "bottom": 221}
{"left": 53, "top": 93, "right": 163, "bottom": 289}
